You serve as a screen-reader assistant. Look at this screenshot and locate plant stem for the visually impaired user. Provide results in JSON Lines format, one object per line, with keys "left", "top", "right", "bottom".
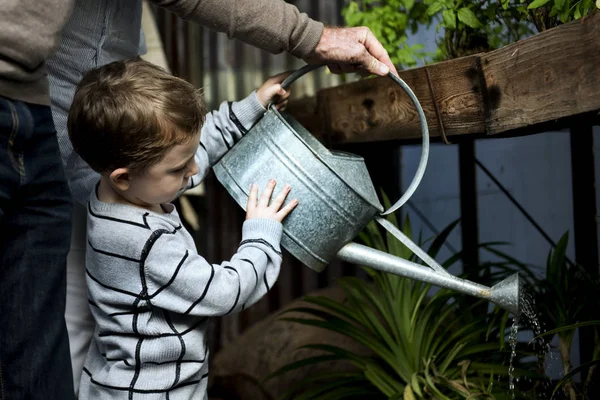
{"left": 559, "top": 336, "right": 578, "bottom": 400}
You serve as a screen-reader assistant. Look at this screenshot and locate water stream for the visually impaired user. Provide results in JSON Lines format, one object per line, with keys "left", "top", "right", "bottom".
{"left": 506, "top": 288, "right": 555, "bottom": 399}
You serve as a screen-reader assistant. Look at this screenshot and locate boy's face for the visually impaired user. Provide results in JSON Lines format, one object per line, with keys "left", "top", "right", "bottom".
{"left": 126, "top": 131, "right": 201, "bottom": 207}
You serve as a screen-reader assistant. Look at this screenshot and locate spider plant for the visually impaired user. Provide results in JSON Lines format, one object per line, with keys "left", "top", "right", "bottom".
{"left": 477, "top": 230, "right": 600, "bottom": 399}
{"left": 266, "top": 199, "right": 539, "bottom": 399}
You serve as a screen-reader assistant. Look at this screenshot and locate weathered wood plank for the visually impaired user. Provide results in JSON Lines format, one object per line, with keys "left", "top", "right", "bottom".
{"left": 288, "top": 13, "right": 600, "bottom": 144}
{"left": 316, "top": 54, "right": 487, "bottom": 143}
{"left": 482, "top": 14, "right": 600, "bottom": 135}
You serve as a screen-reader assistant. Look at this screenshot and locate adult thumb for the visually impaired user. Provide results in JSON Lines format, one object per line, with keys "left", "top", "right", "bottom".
{"left": 367, "top": 56, "right": 389, "bottom": 76}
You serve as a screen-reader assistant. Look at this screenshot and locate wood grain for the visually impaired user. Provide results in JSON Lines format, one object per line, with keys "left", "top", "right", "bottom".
{"left": 287, "top": 13, "right": 600, "bottom": 144}
{"left": 316, "top": 54, "right": 486, "bottom": 143}
{"left": 482, "top": 13, "right": 600, "bottom": 135}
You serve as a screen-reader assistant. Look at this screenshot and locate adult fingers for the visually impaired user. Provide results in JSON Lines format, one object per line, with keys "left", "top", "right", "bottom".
{"left": 327, "top": 64, "right": 343, "bottom": 75}
{"left": 360, "top": 29, "right": 397, "bottom": 76}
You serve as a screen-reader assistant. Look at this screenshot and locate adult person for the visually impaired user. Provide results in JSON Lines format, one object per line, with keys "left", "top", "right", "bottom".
{"left": 0, "top": 2, "right": 76, "bottom": 399}
{"left": 46, "top": 0, "right": 398, "bottom": 395}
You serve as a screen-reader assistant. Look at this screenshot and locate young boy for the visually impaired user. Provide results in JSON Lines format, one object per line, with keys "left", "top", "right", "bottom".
{"left": 68, "top": 57, "right": 297, "bottom": 399}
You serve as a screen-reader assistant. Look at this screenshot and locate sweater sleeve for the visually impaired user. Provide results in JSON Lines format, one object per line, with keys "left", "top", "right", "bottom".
{"left": 142, "top": 218, "right": 282, "bottom": 316}
{"left": 149, "top": 0, "right": 324, "bottom": 58}
{"left": 182, "top": 90, "right": 265, "bottom": 192}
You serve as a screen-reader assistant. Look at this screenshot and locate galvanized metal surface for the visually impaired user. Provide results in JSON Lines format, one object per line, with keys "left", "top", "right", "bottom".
{"left": 337, "top": 243, "right": 521, "bottom": 315}
{"left": 214, "top": 105, "right": 383, "bottom": 271}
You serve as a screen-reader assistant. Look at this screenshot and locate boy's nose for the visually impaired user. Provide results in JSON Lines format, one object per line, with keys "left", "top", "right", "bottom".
{"left": 186, "top": 160, "right": 199, "bottom": 177}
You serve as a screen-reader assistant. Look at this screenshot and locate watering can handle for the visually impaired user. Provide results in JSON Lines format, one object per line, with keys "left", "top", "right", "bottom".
{"left": 277, "top": 64, "right": 430, "bottom": 216}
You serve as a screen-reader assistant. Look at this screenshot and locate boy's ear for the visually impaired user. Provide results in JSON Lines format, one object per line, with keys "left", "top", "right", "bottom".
{"left": 109, "top": 168, "right": 131, "bottom": 191}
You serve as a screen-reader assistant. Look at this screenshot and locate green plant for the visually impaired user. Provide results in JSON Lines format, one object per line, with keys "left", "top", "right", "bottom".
{"left": 518, "top": 233, "right": 599, "bottom": 399}
{"left": 341, "top": 0, "right": 432, "bottom": 67}
{"left": 535, "top": 322, "right": 600, "bottom": 399}
{"left": 266, "top": 205, "right": 540, "bottom": 399}
{"left": 485, "top": 232, "right": 600, "bottom": 399}
{"left": 524, "top": 0, "right": 599, "bottom": 31}
{"left": 341, "top": 1, "right": 599, "bottom": 68}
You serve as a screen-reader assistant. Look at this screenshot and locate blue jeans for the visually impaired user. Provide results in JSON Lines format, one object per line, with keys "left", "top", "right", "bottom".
{"left": 0, "top": 97, "right": 74, "bottom": 399}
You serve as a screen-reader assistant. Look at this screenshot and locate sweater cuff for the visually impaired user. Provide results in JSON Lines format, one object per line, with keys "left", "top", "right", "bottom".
{"left": 241, "top": 219, "right": 283, "bottom": 251}
{"left": 290, "top": 20, "right": 324, "bottom": 59}
{"left": 231, "top": 91, "right": 267, "bottom": 131}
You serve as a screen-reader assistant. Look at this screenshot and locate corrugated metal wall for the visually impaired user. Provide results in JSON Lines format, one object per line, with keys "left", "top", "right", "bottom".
{"left": 153, "top": 1, "right": 362, "bottom": 351}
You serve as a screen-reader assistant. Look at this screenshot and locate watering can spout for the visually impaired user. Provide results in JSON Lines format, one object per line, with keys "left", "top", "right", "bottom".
{"left": 489, "top": 273, "right": 521, "bottom": 316}
{"left": 336, "top": 242, "right": 522, "bottom": 315}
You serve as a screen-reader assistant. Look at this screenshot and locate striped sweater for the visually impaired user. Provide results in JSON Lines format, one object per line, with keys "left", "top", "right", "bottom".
{"left": 79, "top": 93, "right": 283, "bottom": 399}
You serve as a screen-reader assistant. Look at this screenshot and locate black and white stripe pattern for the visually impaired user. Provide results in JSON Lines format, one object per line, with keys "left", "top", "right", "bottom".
{"left": 81, "top": 189, "right": 283, "bottom": 399}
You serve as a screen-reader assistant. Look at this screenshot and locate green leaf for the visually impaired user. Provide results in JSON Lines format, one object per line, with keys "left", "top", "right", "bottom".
{"left": 554, "top": 0, "right": 567, "bottom": 9}
{"left": 442, "top": 9, "right": 456, "bottom": 29}
{"left": 403, "top": 384, "right": 416, "bottom": 400}
{"left": 410, "top": 372, "right": 423, "bottom": 397}
{"left": 364, "top": 363, "right": 404, "bottom": 396}
{"left": 574, "top": 3, "right": 582, "bottom": 19}
{"left": 426, "top": 218, "right": 460, "bottom": 259}
{"left": 533, "top": 320, "right": 600, "bottom": 340}
{"left": 547, "top": 232, "right": 569, "bottom": 284}
{"left": 527, "top": 0, "right": 552, "bottom": 9}
{"left": 426, "top": 2, "right": 445, "bottom": 16}
{"left": 457, "top": 7, "right": 483, "bottom": 28}
{"left": 301, "top": 295, "right": 364, "bottom": 325}
{"left": 552, "top": 360, "right": 600, "bottom": 397}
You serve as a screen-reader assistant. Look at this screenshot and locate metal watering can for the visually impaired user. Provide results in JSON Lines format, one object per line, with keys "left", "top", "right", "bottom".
{"left": 213, "top": 64, "right": 521, "bottom": 315}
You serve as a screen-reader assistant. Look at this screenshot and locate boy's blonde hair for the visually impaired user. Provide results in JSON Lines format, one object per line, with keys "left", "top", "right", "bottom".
{"left": 68, "top": 57, "right": 207, "bottom": 173}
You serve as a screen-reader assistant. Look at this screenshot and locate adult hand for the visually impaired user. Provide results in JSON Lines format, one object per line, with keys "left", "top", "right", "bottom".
{"left": 303, "top": 26, "right": 398, "bottom": 77}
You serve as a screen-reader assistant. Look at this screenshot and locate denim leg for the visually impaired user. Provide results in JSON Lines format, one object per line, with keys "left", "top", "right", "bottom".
{"left": 0, "top": 97, "right": 74, "bottom": 399}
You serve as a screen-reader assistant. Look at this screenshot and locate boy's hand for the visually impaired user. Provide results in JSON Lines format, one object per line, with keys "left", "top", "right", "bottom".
{"left": 256, "top": 72, "right": 292, "bottom": 110}
{"left": 246, "top": 179, "right": 298, "bottom": 223}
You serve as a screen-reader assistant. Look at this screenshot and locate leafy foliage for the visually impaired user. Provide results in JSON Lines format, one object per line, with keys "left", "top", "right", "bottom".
{"left": 524, "top": 0, "right": 599, "bottom": 31}
{"left": 517, "top": 233, "right": 600, "bottom": 399}
{"left": 341, "top": 0, "right": 598, "bottom": 68}
{"left": 341, "top": 0, "right": 432, "bottom": 68}
{"left": 266, "top": 200, "right": 540, "bottom": 399}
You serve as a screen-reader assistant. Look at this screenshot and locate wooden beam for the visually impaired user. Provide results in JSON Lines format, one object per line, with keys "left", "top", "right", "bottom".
{"left": 288, "top": 13, "right": 600, "bottom": 144}
{"left": 319, "top": 54, "right": 486, "bottom": 143}
{"left": 482, "top": 14, "right": 600, "bottom": 135}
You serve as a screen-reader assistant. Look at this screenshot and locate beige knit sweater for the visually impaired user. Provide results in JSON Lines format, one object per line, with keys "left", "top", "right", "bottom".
{"left": 0, "top": 0, "right": 323, "bottom": 105}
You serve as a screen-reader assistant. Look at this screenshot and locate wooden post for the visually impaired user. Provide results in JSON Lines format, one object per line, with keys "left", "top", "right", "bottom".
{"left": 459, "top": 140, "right": 480, "bottom": 278}
{"left": 570, "top": 123, "right": 599, "bottom": 393}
